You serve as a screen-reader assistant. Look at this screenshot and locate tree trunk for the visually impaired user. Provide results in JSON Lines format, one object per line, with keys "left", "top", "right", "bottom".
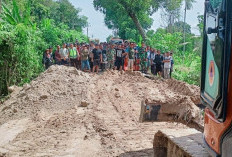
{"left": 129, "top": 12, "right": 147, "bottom": 42}
{"left": 117, "top": 0, "right": 147, "bottom": 42}
{"left": 183, "top": 0, "right": 187, "bottom": 54}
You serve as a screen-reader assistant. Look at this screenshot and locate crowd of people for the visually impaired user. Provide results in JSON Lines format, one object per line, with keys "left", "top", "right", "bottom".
{"left": 42, "top": 41, "right": 174, "bottom": 79}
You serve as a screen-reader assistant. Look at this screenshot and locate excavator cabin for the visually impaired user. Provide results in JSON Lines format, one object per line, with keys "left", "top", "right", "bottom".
{"left": 201, "top": 0, "right": 232, "bottom": 156}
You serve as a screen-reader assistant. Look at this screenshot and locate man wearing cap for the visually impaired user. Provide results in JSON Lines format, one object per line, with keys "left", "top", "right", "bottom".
{"left": 69, "top": 43, "right": 79, "bottom": 69}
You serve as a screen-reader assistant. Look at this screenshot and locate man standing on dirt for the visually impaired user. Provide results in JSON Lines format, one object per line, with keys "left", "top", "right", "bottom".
{"left": 106, "top": 44, "right": 116, "bottom": 70}
{"left": 170, "top": 52, "right": 174, "bottom": 78}
{"left": 54, "top": 45, "right": 61, "bottom": 65}
{"left": 92, "top": 44, "right": 102, "bottom": 73}
{"left": 146, "top": 46, "right": 151, "bottom": 73}
{"left": 43, "top": 49, "right": 53, "bottom": 69}
{"left": 154, "top": 50, "right": 163, "bottom": 77}
{"left": 69, "top": 43, "right": 79, "bottom": 69}
{"left": 81, "top": 45, "right": 90, "bottom": 72}
{"left": 59, "top": 43, "right": 69, "bottom": 65}
{"left": 49, "top": 46, "right": 54, "bottom": 62}
{"left": 150, "top": 48, "right": 156, "bottom": 75}
{"left": 128, "top": 42, "right": 135, "bottom": 72}
{"left": 139, "top": 43, "right": 147, "bottom": 73}
{"left": 89, "top": 43, "right": 95, "bottom": 71}
{"left": 76, "top": 43, "right": 82, "bottom": 70}
{"left": 115, "top": 44, "right": 126, "bottom": 71}
{"left": 163, "top": 52, "right": 171, "bottom": 79}
{"left": 101, "top": 43, "right": 107, "bottom": 72}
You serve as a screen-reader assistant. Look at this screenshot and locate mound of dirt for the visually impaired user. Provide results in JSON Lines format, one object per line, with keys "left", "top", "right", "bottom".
{"left": 0, "top": 65, "right": 203, "bottom": 157}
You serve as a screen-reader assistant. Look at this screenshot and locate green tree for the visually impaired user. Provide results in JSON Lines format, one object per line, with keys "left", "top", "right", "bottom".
{"left": 166, "top": 21, "right": 191, "bottom": 34}
{"left": 12, "top": 0, "right": 88, "bottom": 31}
{"left": 197, "top": 15, "right": 204, "bottom": 37}
{"left": 52, "top": 0, "right": 87, "bottom": 31}
{"left": 94, "top": 0, "right": 164, "bottom": 41}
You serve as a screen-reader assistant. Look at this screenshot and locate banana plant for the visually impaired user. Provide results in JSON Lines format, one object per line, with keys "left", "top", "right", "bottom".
{"left": 2, "top": 0, "right": 33, "bottom": 26}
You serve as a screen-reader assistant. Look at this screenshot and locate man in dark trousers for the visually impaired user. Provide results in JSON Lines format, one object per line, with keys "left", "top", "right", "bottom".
{"left": 115, "top": 44, "right": 126, "bottom": 72}
{"left": 153, "top": 50, "right": 163, "bottom": 77}
{"left": 92, "top": 44, "right": 102, "bottom": 73}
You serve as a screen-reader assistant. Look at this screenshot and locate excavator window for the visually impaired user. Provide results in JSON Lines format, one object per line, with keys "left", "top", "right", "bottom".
{"left": 210, "top": 0, "right": 222, "bottom": 9}
{"left": 201, "top": 0, "right": 231, "bottom": 121}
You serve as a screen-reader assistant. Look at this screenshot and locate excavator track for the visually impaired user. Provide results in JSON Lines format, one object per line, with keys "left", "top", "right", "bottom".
{"left": 153, "top": 128, "right": 210, "bottom": 157}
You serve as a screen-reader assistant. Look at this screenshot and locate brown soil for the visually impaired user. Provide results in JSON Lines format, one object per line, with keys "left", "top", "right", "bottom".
{"left": 0, "top": 65, "right": 203, "bottom": 157}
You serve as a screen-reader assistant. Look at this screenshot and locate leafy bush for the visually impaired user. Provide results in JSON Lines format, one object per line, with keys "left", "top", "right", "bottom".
{"left": 147, "top": 28, "right": 202, "bottom": 86}
{"left": 0, "top": 0, "right": 88, "bottom": 96}
{"left": 173, "top": 51, "right": 201, "bottom": 85}
{"left": 0, "top": 23, "right": 45, "bottom": 95}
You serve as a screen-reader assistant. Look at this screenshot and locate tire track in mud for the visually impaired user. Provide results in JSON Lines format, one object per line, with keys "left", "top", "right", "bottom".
{"left": 0, "top": 66, "right": 201, "bottom": 157}
{"left": 87, "top": 74, "right": 188, "bottom": 157}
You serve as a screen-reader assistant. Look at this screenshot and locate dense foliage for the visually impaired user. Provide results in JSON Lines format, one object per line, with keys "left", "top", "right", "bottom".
{"left": 0, "top": 0, "right": 87, "bottom": 96}
{"left": 147, "top": 25, "right": 202, "bottom": 85}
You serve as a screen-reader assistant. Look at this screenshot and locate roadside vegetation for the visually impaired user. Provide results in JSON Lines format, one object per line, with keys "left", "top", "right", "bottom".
{"left": 0, "top": 0, "right": 203, "bottom": 97}
{"left": 0, "top": 0, "right": 88, "bottom": 96}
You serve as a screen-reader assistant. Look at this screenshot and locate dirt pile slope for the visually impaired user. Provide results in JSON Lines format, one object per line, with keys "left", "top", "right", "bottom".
{"left": 0, "top": 65, "right": 202, "bottom": 157}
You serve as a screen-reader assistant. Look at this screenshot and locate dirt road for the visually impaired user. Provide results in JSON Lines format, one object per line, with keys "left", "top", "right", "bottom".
{"left": 0, "top": 66, "right": 201, "bottom": 157}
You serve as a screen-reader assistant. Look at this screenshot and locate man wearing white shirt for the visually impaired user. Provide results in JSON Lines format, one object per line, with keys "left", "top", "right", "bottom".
{"left": 59, "top": 43, "right": 69, "bottom": 65}
{"left": 163, "top": 51, "right": 171, "bottom": 79}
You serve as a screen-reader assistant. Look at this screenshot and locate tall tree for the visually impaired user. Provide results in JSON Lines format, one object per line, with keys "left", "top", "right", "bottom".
{"left": 183, "top": 0, "right": 195, "bottom": 52}
{"left": 161, "top": 0, "right": 182, "bottom": 29}
{"left": 52, "top": 0, "right": 87, "bottom": 31}
{"left": 166, "top": 21, "right": 191, "bottom": 34}
{"left": 197, "top": 15, "right": 204, "bottom": 37}
{"left": 11, "top": 0, "right": 88, "bottom": 31}
{"left": 94, "top": 0, "right": 163, "bottom": 41}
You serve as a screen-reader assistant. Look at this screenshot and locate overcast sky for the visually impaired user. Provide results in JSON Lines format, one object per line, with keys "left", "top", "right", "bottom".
{"left": 70, "top": 0, "right": 205, "bottom": 42}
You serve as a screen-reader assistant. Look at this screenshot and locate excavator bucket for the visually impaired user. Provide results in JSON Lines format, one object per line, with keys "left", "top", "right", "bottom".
{"left": 139, "top": 100, "right": 161, "bottom": 122}
{"left": 139, "top": 100, "right": 204, "bottom": 132}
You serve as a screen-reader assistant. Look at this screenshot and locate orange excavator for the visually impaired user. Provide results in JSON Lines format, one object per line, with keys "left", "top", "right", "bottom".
{"left": 151, "top": 0, "right": 232, "bottom": 156}
{"left": 201, "top": 0, "right": 232, "bottom": 156}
